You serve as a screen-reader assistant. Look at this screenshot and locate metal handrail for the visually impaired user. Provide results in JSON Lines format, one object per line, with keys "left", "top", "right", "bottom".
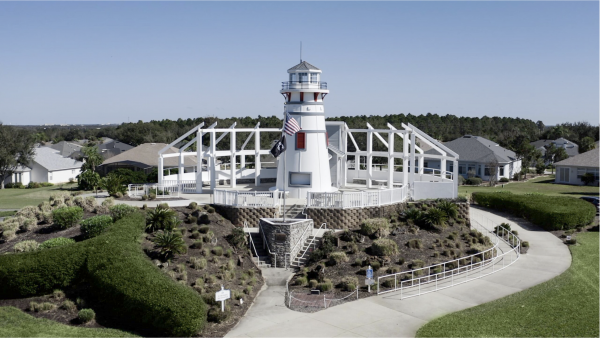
{"left": 258, "top": 221, "right": 277, "bottom": 268}
{"left": 281, "top": 81, "right": 327, "bottom": 90}
{"left": 243, "top": 221, "right": 261, "bottom": 266}
{"left": 290, "top": 222, "right": 313, "bottom": 254}
{"left": 292, "top": 222, "right": 327, "bottom": 267}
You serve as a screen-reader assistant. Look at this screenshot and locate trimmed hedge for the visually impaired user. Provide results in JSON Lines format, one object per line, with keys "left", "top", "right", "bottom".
{"left": 80, "top": 215, "right": 112, "bottom": 239}
{"left": 472, "top": 192, "right": 595, "bottom": 230}
{"left": 52, "top": 206, "right": 84, "bottom": 229}
{"left": 39, "top": 237, "right": 76, "bottom": 250}
{"left": 0, "top": 212, "right": 206, "bottom": 336}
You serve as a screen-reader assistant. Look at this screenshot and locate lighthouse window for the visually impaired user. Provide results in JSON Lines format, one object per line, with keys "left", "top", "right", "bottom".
{"left": 299, "top": 73, "right": 308, "bottom": 83}
{"left": 296, "top": 132, "right": 306, "bottom": 150}
{"left": 310, "top": 73, "right": 318, "bottom": 83}
{"left": 290, "top": 73, "right": 297, "bottom": 82}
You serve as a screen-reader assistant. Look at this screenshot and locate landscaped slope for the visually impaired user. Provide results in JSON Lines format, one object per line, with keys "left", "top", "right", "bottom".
{"left": 0, "top": 306, "right": 137, "bottom": 338}
{"left": 417, "top": 231, "right": 599, "bottom": 337}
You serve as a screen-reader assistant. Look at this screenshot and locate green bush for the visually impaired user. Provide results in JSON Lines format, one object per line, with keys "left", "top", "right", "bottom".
{"left": 407, "top": 239, "right": 423, "bottom": 249}
{"left": 328, "top": 251, "right": 349, "bottom": 265}
{"left": 39, "top": 237, "right": 76, "bottom": 250}
{"left": 146, "top": 205, "right": 180, "bottom": 232}
{"left": 152, "top": 231, "right": 187, "bottom": 259}
{"left": 473, "top": 192, "right": 595, "bottom": 230}
{"left": 188, "top": 202, "right": 198, "bottom": 209}
{"left": 308, "top": 279, "right": 318, "bottom": 289}
{"left": 78, "top": 308, "right": 96, "bottom": 323}
{"left": 13, "top": 240, "right": 39, "bottom": 253}
{"left": 437, "top": 200, "right": 458, "bottom": 219}
{"left": 500, "top": 177, "right": 510, "bottom": 183}
{"left": 360, "top": 218, "right": 390, "bottom": 238}
{"left": 295, "top": 276, "right": 308, "bottom": 286}
{"left": 317, "top": 279, "right": 333, "bottom": 292}
{"left": 340, "top": 276, "right": 358, "bottom": 291}
{"left": 199, "top": 225, "right": 210, "bottom": 233}
{"left": 52, "top": 206, "right": 84, "bottom": 229}
{"left": 466, "top": 177, "right": 483, "bottom": 185}
{"left": 211, "top": 246, "right": 223, "bottom": 256}
{"left": 109, "top": 204, "right": 138, "bottom": 222}
{"left": 371, "top": 239, "right": 399, "bottom": 256}
{"left": 80, "top": 215, "right": 113, "bottom": 239}
{"left": 422, "top": 208, "right": 448, "bottom": 228}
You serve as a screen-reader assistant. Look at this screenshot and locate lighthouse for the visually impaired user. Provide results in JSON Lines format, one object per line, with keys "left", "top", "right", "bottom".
{"left": 274, "top": 61, "right": 337, "bottom": 199}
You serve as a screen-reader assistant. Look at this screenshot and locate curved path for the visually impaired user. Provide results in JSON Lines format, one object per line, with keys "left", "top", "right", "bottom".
{"left": 226, "top": 207, "right": 571, "bottom": 337}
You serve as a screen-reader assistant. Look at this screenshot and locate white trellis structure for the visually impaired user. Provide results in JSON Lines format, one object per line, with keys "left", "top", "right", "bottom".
{"left": 157, "top": 121, "right": 282, "bottom": 192}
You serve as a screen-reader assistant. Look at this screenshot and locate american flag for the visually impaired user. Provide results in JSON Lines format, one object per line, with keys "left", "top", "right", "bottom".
{"left": 283, "top": 113, "right": 301, "bottom": 135}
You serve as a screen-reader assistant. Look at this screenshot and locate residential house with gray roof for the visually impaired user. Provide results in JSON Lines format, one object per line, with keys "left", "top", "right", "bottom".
{"left": 3, "top": 147, "right": 84, "bottom": 186}
{"left": 530, "top": 138, "right": 579, "bottom": 159}
{"left": 424, "top": 135, "right": 522, "bottom": 181}
{"left": 554, "top": 149, "right": 599, "bottom": 185}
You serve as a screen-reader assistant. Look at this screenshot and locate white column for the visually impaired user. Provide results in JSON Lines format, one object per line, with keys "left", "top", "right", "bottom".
{"left": 255, "top": 129, "right": 261, "bottom": 186}
{"left": 158, "top": 156, "right": 164, "bottom": 185}
{"left": 210, "top": 131, "right": 216, "bottom": 191}
{"left": 402, "top": 133, "right": 408, "bottom": 188}
{"left": 196, "top": 131, "right": 203, "bottom": 193}
{"left": 230, "top": 131, "right": 236, "bottom": 188}
{"left": 410, "top": 131, "right": 416, "bottom": 186}
{"left": 178, "top": 151, "right": 184, "bottom": 185}
{"left": 388, "top": 130, "right": 394, "bottom": 188}
{"left": 441, "top": 158, "right": 447, "bottom": 179}
{"left": 418, "top": 156, "right": 424, "bottom": 179}
{"left": 453, "top": 160, "right": 459, "bottom": 198}
{"left": 367, "top": 130, "right": 373, "bottom": 188}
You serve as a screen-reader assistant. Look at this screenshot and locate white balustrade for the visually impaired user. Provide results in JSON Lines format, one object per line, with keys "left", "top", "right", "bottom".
{"left": 213, "top": 189, "right": 282, "bottom": 207}
{"left": 307, "top": 185, "right": 408, "bottom": 209}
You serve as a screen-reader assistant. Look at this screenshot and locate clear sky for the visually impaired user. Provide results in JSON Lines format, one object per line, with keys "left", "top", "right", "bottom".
{"left": 0, "top": 1, "right": 597, "bottom": 126}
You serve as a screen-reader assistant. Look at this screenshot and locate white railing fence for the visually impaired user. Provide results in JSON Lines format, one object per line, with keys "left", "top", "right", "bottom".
{"left": 243, "top": 221, "right": 262, "bottom": 267}
{"left": 291, "top": 222, "right": 327, "bottom": 268}
{"left": 376, "top": 216, "right": 520, "bottom": 298}
{"left": 286, "top": 279, "right": 359, "bottom": 310}
{"left": 213, "top": 189, "right": 282, "bottom": 207}
{"left": 307, "top": 185, "right": 408, "bottom": 209}
{"left": 127, "top": 183, "right": 182, "bottom": 198}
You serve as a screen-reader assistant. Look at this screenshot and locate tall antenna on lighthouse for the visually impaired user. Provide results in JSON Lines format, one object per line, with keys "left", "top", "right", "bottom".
{"left": 300, "top": 41, "right": 302, "bottom": 63}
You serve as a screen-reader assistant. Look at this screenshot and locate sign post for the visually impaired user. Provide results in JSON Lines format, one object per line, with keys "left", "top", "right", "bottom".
{"left": 215, "top": 285, "right": 231, "bottom": 312}
{"left": 366, "top": 265, "right": 374, "bottom": 293}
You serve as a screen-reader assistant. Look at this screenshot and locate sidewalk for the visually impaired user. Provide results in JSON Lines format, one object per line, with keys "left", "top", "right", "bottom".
{"left": 226, "top": 207, "right": 571, "bottom": 337}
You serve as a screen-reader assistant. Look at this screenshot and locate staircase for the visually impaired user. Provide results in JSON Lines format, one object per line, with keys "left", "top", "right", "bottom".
{"left": 280, "top": 204, "right": 305, "bottom": 219}
{"left": 249, "top": 232, "right": 271, "bottom": 268}
{"left": 290, "top": 236, "right": 321, "bottom": 267}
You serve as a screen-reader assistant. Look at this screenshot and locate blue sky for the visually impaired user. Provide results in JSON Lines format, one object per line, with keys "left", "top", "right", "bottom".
{"left": 0, "top": 2, "right": 597, "bottom": 126}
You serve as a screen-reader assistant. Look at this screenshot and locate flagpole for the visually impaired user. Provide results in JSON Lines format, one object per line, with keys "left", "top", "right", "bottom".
{"left": 283, "top": 136, "right": 287, "bottom": 222}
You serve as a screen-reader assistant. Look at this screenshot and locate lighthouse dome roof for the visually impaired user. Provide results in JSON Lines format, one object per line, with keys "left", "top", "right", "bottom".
{"left": 287, "top": 61, "right": 321, "bottom": 73}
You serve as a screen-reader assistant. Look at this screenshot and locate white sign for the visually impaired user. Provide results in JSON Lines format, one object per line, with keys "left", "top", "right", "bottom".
{"left": 215, "top": 285, "right": 231, "bottom": 312}
{"left": 566, "top": 236, "right": 572, "bottom": 241}
{"left": 365, "top": 279, "right": 375, "bottom": 286}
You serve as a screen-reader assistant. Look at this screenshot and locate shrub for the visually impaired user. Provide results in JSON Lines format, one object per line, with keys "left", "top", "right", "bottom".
{"left": 360, "top": 218, "right": 390, "bottom": 238}
{"left": 61, "top": 300, "right": 77, "bottom": 313}
{"left": 13, "top": 240, "right": 40, "bottom": 253}
{"left": 102, "top": 197, "right": 115, "bottom": 207}
{"left": 207, "top": 307, "right": 230, "bottom": 323}
{"left": 190, "top": 257, "right": 207, "bottom": 270}
{"left": 109, "top": 204, "right": 138, "bottom": 222}
{"left": 500, "top": 177, "right": 509, "bottom": 183}
{"left": 190, "top": 240, "right": 203, "bottom": 249}
{"left": 328, "top": 251, "right": 349, "bottom": 265}
{"left": 146, "top": 205, "right": 180, "bottom": 232}
{"left": 410, "top": 259, "right": 425, "bottom": 269}
{"left": 347, "top": 242, "right": 359, "bottom": 254}
{"left": 198, "top": 214, "right": 210, "bottom": 225}
{"left": 295, "top": 276, "right": 308, "bottom": 286}
{"left": 188, "top": 202, "right": 198, "bottom": 209}
{"left": 152, "top": 231, "right": 187, "bottom": 259}
{"left": 340, "top": 276, "right": 358, "bottom": 291}
{"left": 39, "top": 237, "right": 75, "bottom": 250}
{"left": 473, "top": 192, "right": 595, "bottom": 230}
{"left": 437, "top": 200, "right": 458, "bottom": 219}
{"left": 466, "top": 177, "right": 483, "bottom": 185}
{"left": 80, "top": 215, "right": 113, "bottom": 239}
{"left": 370, "top": 260, "right": 381, "bottom": 271}
{"left": 199, "top": 225, "right": 210, "bottom": 233}
{"left": 404, "top": 208, "right": 422, "bottom": 221}
{"left": 78, "top": 308, "right": 96, "bottom": 323}
{"left": 52, "top": 206, "right": 84, "bottom": 229}
{"left": 211, "top": 246, "right": 223, "bottom": 256}
{"left": 186, "top": 216, "right": 198, "bottom": 224}
{"left": 228, "top": 227, "right": 246, "bottom": 249}
{"left": 371, "top": 239, "right": 399, "bottom": 256}
{"left": 317, "top": 279, "right": 333, "bottom": 292}
{"left": 407, "top": 239, "right": 423, "bottom": 249}
{"left": 521, "top": 241, "right": 530, "bottom": 248}
{"left": 422, "top": 208, "right": 448, "bottom": 228}
{"left": 206, "top": 206, "right": 215, "bottom": 213}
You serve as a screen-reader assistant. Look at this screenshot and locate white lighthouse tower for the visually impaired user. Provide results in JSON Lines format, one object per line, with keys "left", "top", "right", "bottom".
{"left": 274, "top": 61, "right": 336, "bottom": 199}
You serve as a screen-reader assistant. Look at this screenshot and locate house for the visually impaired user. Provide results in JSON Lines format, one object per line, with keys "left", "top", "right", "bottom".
{"left": 554, "top": 149, "right": 599, "bottom": 185}
{"left": 97, "top": 139, "right": 134, "bottom": 160}
{"left": 424, "top": 135, "right": 522, "bottom": 181}
{"left": 99, "top": 143, "right": 198, "bottom": 175}
{"left": 3, "top": 147, "right": 84, "bottom": 186}
{"left": 49, "top": 141, "right": 83, "bottom": 159}
{"left": 530, "top": 138, "right": 579, "bottom": 158}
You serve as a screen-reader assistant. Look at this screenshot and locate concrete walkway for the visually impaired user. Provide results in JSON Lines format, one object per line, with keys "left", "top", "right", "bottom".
{"left": 226, "top": 207, "right": 572, "bottom": 337}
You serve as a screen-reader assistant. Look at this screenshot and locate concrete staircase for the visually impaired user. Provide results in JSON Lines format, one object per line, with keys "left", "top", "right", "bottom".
{"left": 249, "top": 232, "right": 271, "bottom": 268}
{"left": 280, "top": 204, "right": 305, "bottom": 219}
{"left": 290, "top": 235, "right": 321, "bottom": 267}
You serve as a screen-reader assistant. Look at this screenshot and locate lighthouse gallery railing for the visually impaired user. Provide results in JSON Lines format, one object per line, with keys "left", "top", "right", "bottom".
{"left": 306, "top": 185, "right": 408, "bottom": 209}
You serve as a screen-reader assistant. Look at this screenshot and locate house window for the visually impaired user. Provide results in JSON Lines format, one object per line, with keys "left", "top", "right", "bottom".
{"left": 484, "top": 166, "right": 492, "bottom": 176}
{"left": 299, "top": 73, "right": 308, "bottom": 83}
{"left": 499, "top": 167, "right": 505, "bottom": 176}
{"left": 310, "top": 73, "right": 318, "bottom": 83}
{"left": 577, "top": 168, "right": 586, "bottom": 179}
{"left": 424, "top": 162, "right": 429, "bottom": 168}
{"left": 459, "top": 165, "right": 466, "bottom": 175}
{"left": 296, "top": 132, "right": 306, "bottom": 150}
{"left": 49, "top": 173, "right": 53, "bottom": 181}
{"left": 477, "top": 167, "right": 481, "bottom": 176}
{"left": 448, "top": 162, "right": 454, "bottom": 172}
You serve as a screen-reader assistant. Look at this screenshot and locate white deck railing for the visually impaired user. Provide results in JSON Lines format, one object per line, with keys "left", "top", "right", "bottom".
{"left": 213, "top": 189, "right": 282, "bottom": 207}
{"left": 306, "top": 185, "right": 408, "bottom": 209}
{"left": 127, "top": 183, "right": 181, "bottom": 198}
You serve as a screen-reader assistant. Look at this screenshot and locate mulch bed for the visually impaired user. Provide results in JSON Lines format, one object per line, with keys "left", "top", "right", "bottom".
{"left": 118, "top": 196, "right": 187, "bottom": 202}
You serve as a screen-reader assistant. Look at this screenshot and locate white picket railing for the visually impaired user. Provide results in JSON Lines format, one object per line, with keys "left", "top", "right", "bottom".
{"left": 306, "top": 185, "right": 408, "bottom": 209}
{"left": 127, "top": 183, "right": 181, "bottom": 198}
{"left": 213, "top": 189, "right": 282, "bottom": 207}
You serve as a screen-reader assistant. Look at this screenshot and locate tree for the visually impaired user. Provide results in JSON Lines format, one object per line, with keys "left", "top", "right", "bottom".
{"left": 579, "top": 136, "right": 596, "bottom": 153}
{"left": 511, "top": 137, "right": 537, "bottom": 179}
{"left": 0, "top": 124, "right": 35, "bottom": 189}
{"left": 554, "top": 147, "right": 569, "bottom": 163}
{"left": 486, "top": 158, "right": 499, "bottom": 186}
{"left": 581, "top": 173, "right": 596, "bottom": 186}
{"left": 81, "top": 146, "right": 103, "bottom": 173}
{"left": 77, "top": 169, "right": 101, "bottom": 193}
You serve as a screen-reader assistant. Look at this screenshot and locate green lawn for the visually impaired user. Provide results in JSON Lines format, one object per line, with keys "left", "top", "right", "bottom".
{"left": 0, "top": 306, "right": 137, "bottom": 337}
{"left": 417, "top": 231, "right": 599, "bottom": 337}
{"left": 0, "top": 211, "right": 16, "bottom": 217}
{"left": 0, "top": 184, "right": 81, "bottom": 209}
{"left": 460, "top": 175, "right": 599, "bottom": 199}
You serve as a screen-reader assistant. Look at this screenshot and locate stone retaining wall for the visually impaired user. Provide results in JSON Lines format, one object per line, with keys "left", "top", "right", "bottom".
{"left": 259, "top": 218, "right": 313, "bottom": 268}
{"left": 212, "top": 205, "right": 277, "bottom": 227}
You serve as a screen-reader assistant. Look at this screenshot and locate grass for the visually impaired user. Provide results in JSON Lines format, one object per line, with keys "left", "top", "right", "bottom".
{"left": 417, "top": 231, "right": 599, "bottom": 337}
{"left": 0, "top": 306, "right": 138, "bottom": 337}
{"left": 0, "top": 211, "right": 16, "bottom": 217}
{"left": 0, "top": 184, "right": 81, "bottom": 209}
{"left": 460, "top": 175, "right": 599, "bottom": 199}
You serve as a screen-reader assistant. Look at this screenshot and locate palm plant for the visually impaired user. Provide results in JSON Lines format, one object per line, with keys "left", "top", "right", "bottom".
{"left": 152, "top": 231, "right": 187, "bottom": 258}
{"left": 437, "top": 200, "right": 458, "bottom": 219}
{"left": 403, "top": 208, "right": 422, "bottom": 221}
{"left": 146, "top": 205, "right": 181, "bottom": 232}
{"left": 422, "top": 207, "right": 448, "bottom": 227}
